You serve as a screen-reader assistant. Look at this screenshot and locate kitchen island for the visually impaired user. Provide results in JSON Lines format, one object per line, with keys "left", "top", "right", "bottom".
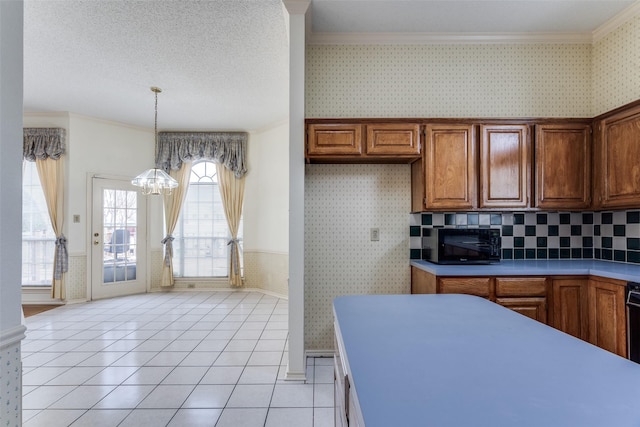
{"left": 333, "top": 294, "right": 640, "bottom": 427}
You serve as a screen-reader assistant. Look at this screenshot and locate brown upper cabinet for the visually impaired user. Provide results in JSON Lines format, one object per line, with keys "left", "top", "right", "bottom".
{"left": 306, "top": 122, "right": 420, "bottom": 162}
{"left": 535, "top": 124, "right": 591, "bottom": 210}
{"left": 594, "top": 104, "right": 640, "bottom": 209}
{"left": 307, "top": 123, "right": 363, "bottom": 157}
{"left": 420, "top": 123, "right": 531, "bottom": 211}
{"left": 479, "top": 125, "right": 530, "bottom": 209}
{"left": 366, "top": 123, "right": 421, "bottom": 156}
{"left": 424, "top": 124, "right": 477, "bottom": 210}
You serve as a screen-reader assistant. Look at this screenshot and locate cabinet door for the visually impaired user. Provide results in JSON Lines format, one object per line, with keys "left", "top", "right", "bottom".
{"left": 438, "top": 277, "right": 491, "bottom": 298}
{"left": 411, "top": 266, "right": 437, "bottom": 294}
{"left": 535, "top": 124, "right": 591, "bottom": 209}
{"left": 597, "top": 106, "right": 640, "bottom": 209}
{"left": 479, "top": 125, "right": 530, "bottom": 209}
{"left": 551, "top": 278, "right": 588, "bottom": 340}
{"left": 307, "top": 124, "right": 363, "bottom": 156}
{"left": 588, "top": 279, "right": 626, "bottom": 357}
{"left": 497, "top": 297, "right": 547, "bottom": 324}
{"left": 366, "top": 123, "right": 420, "bottom": 157}
{"left": 425, "top": 124, "right": 477, "bottom": 210}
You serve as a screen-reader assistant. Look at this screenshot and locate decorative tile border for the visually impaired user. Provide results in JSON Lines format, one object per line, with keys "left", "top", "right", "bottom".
{"left": 410, "top": 210, "right": 640, "bottom": 264}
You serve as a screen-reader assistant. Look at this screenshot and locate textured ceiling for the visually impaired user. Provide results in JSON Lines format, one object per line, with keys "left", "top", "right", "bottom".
{"left": 23, "top": 0, "right": 639, "bottom": 131}
{"left": 24, "top": 0, "right": 289, "bottom": 131}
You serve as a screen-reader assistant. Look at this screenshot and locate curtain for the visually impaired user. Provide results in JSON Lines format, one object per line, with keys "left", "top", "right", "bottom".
{"left": 24, "top": 128, "right": 66, "bottom": 161}
{"left": 216, "top": 163, "right": 245, "bottom": 287}
{"left": 23, "top": 128, "right": 67, "bottom": 299}
{"left": 156, "top": 131, "right": 247, "bottom": 178}
{"left": 161, "top": 163, "right": 192, "bottom": 287}
{"left": 156, "top": 131, "right": 248, "bottom": 286}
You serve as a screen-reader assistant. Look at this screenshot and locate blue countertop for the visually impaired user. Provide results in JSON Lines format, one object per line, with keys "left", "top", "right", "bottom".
{"left": 411, "top": 259, "right": 640, "bottom": 281}
{"left": 334, "top": 294, "right": 640, "bottom": 427}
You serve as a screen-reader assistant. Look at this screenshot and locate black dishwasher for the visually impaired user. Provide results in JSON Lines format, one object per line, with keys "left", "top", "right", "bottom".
{"left": 626, "top": 282, "right": 640, "bottom": 363}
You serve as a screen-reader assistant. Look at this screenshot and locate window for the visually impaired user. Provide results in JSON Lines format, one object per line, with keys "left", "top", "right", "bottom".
{"left": 173, "top": 161, "right": 242, "bottom": 277}
{"left": 22, "top": 161, "right": 56, "bottom": 286}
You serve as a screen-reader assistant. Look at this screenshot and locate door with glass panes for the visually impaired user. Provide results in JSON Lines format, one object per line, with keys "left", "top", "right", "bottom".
{"left": 91, "top": 177, "right": 147, "bottom": 299}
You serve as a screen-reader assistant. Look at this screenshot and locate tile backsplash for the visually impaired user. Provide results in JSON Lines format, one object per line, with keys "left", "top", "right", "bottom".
{"left": 410, "top": 210, "right": 640, "bottom": 264}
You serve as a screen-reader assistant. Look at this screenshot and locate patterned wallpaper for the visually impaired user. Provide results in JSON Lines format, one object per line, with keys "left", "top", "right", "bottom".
{"left": 65, "top": 255, "right": 87, "bottom": 301}
{"left": 593, "top": 14, "right": 640, "bottom": 116}
{"left": 304, "top": 164, "right": 411, "bottom": 350}
{"left": 307, "top": 44, "right": 592, "bottom": 118}
{"left": 1, "top": 343, "right": 22, "bottom": 427}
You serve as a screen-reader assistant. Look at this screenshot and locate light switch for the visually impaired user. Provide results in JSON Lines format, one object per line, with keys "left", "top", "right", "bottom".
{"left": 370, "top": 228, "right": 380, "bottom": 241}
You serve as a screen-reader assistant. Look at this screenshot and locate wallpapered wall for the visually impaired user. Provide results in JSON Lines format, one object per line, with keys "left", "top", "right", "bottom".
{"left": 306, "top": 44, "right": 592, "bottom": 119}
{"left": 592, "top": 15, "right": 640, "bottom": 116}
{"left": 305, "top": 164, "right": 411, "bottom": 350}
{"left": 304, "top": 19, "right": 640, "bottom": 350}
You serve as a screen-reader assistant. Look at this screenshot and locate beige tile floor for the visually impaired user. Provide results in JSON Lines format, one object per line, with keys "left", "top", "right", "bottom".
{"left": 21, "top": 291, "right": 334, "bottom": 427}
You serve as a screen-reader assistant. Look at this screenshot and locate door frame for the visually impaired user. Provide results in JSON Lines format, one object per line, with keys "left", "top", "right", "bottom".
{"left": 86, "top": 173, "right": 152, "bottom": 300}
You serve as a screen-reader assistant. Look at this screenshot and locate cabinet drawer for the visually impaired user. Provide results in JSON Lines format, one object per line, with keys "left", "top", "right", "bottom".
{"left": 496, "top": 297, "right": 547, "bottom": 323}
{"left": 495, "top": 277, "right": 547, "bottom": 297}
{"left": 366, "top": 123, "right": 420, "bottom": 156}
{"left": 307, "top": 124, "right": 363, "bottom": 156}
{"left": 439, "top": 277, "right": 491, "bottom": 297}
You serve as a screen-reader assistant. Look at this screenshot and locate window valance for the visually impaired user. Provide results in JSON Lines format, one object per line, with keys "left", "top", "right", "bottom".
{"left": 156, "top": 132, "right": 248, "bottom": 179}
{"left": 23, "top": 128, "right": 66, "bottom": 161}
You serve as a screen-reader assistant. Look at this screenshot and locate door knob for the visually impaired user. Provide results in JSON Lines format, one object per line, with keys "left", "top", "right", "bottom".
{"left": 94, "top": 240, "right": 100, "bottom": 245}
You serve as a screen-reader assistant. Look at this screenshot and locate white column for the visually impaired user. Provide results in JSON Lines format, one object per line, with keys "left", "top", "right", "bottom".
{"left": 0, "top": 1, "right": 25, "bottom": 426}
{"left": 283, "top": 0, "right": 310, "bottom": 380}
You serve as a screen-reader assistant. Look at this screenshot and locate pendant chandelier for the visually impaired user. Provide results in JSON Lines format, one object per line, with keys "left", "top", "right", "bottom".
{"left": 131, "top": 86, "right": 178, "bottom": 195}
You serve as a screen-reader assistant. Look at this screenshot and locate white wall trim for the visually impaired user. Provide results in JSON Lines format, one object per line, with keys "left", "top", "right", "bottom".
{"left": 21, "top": 287, "right": 61, "bottom": 305}
{"left": 593, "top": 1, "right": 640, "bottom": 42}
{"left": 305, "top": 349, "right": 334, "bottom": 358}
{"left": 0, "top": 324, "right": 26, "bottom": 351}
{"left": 307, "top": 2, "right": 640, "bottom": 47}
{"left": 308, "top": 31, "right": 594, "bottom": 45}
{"left": 284, "top": 371, "right": 307, "bottom": 381}
{"left": 243, "top": 249, "right": 289, "bottom": 256}
{"left": 148, "top": 286, "right": 288, "bottom": 300}
{"left": 249, "top": 118, "right": 290, "bottom": 135}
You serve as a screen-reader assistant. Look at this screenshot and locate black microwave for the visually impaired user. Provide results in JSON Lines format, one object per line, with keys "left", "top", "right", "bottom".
{"left": 422, "top": 228, "right": 501, "bottom": 264}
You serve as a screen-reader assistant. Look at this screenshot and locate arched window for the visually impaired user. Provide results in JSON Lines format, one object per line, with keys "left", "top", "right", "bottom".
{"left": 173, "top": 160, "right": 242, "bottom": 277}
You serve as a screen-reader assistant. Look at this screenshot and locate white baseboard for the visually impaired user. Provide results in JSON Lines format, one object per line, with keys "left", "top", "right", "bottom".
{"left": 21, "top": 287, "right": 63, "bottom": 305}
{"left": 149, "top": 286, "right": 287, "bottom": 300}
{"left": 306, "top": 349, "right": 335, "bottom": 358}
{"left": 65, "top": 298, "right": 88, "bottom": 305}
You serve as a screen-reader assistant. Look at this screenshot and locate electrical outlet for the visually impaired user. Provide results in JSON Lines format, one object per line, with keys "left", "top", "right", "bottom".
{"left": 73, "top": 214, "right": 80, "bottom": 223}
{"left": 370, "top": 228, "right": 380, "bottom": 241}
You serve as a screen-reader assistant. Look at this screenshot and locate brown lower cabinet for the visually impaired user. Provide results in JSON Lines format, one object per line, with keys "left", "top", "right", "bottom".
{"left": 551, "top": 278, "right": 589, "bottom": 341}
{"left": 588, "top": 277, "right": 627, "bottom": 358}
{"left": 411, "top": 267, "right": 628, "bottom": 357}
{"left": 497, "top": 297, "right": 547, "bottom": 323}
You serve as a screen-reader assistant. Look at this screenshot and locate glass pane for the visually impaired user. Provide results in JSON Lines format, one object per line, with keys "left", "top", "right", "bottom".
{"left": 22, "top": 161, "right": 56, "bottom": 286}
{"left": 103, "top": 188, "right": 137, "bottom": 283}
{"left": 173, "top": 160, "right": 240, "bottom": 278}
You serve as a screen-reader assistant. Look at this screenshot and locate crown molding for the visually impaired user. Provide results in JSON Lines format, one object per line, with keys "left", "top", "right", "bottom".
{"left": 307, "top": 32, "right": 594, "bottom": 45}
{"left": 282, "top": 0, "right": 310, "bottom": 15}
{"left": 593, "top": 0, "right": 640, "bottom": 42}
{"left": 307, "top": 0, "right": 640, "bottom": 46}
